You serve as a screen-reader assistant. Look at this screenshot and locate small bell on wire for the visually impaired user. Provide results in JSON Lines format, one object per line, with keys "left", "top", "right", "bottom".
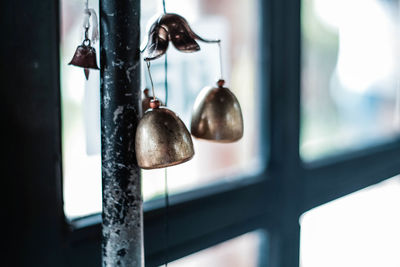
{"left": 191, "top": 79, "right": 243, "bottom": 142}
{"left": 69, "top": 38, "right": 99, "bottom": 79}
{"left": 69, "top": 7, "right": 99, "bottom": 80}
{"left": 191, "top": 39, "right": 244, "bottom": 142}
{"left": 135, "top": 61, "right": 194, "bottom": 169}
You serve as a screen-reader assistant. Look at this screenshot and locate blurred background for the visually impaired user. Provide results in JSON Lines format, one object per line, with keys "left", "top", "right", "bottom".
{"left": 301, "top": 1, "right": 400, "bottom": 266}
{"left": 301, "top": 0, "right": 400, "bottom": 160}
{"left": 60, "top": 0, "right": 400, "bottom": 266}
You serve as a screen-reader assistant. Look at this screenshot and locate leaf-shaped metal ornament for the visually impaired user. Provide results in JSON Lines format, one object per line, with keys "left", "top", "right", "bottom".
{"left": 143, "top": 21, "right": 170, "bottom": 61}
{"left": 142, "top": 13, "right": 219, "bottom": 61}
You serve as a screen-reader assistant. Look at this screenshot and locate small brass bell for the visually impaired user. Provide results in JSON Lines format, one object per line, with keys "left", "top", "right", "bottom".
{"left": 69, "top": 39, "right": 99, "bottom": 80}
{"left": 191, "top": 79, "right": 243, "bottom": 142}
{"left": 135, "top": 99, "right": 194, "bottom": 169}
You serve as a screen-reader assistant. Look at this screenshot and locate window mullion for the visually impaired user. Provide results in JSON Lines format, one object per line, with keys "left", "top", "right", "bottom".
{"left": 303, "top": 141, "right": 400, "bottom": 212}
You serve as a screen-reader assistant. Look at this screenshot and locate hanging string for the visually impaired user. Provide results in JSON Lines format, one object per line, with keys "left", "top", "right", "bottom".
{"left": 146, "top": 61, "right": 156, "bottom": 101}
{"left": 82, "top": 0, "right": 99, "bottom": 43}
{"left": 83, "top": 0, "right": 90, "bottom": 31}
{"left": 163, "top": 168, "right": 169, "bottom": 267}
{"left": 88, "top": 9, "right": 99, "bottom": 43}
{"left": 162, "top": 0, "right": 167, "bottom": 13}
{"left": 83, "top": 7, "right": 90, "bottom": 31}
{"left": 164, "top": 55, "right": 169, "bottom": 106}
{"left": 163, "top": 0, "right": 169, "bottom": 265}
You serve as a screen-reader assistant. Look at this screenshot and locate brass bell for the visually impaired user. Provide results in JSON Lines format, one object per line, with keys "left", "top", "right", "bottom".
{"left": 69, "top": 39, "right": 99, "bottom": 80}
{"left": 135, "top": 100, "right": 194, "bottom": 169}
{"left": 191, "top": 79, "right": 243, "bottom": 142}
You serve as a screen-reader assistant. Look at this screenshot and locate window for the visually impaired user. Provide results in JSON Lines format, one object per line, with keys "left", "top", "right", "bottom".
{"left": 301, "top": 0, "right": 400, "bottom": 161}
{"left": 301, "top": 176, "right": 400, "bottom": 267}
{"left": 170, "top": 231, "right": 266, "bottom": 267}
{"left": 9, "top": 0, "right": 400, "bottom": 266}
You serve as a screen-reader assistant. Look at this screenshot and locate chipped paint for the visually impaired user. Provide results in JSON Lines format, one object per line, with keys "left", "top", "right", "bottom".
{"left": 100, "top": 0, "right": 143, "bottom": 266}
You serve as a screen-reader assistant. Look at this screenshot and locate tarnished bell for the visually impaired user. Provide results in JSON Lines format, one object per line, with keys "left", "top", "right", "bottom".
{"left": 135, "top": 100, "right": 194, "bottom": 169}
{"left": 69, "top": 40, "right": 99, "bottom": 80}
{"left": 191, "top": 79, "right": 243, "bottom": 142}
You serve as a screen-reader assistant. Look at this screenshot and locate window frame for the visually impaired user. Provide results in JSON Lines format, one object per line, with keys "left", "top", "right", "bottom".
{"left": 7, "top": 0, "right": 400, "bottom": 266}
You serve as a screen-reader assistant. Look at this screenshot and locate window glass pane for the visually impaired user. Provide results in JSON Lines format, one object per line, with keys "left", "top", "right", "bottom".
{"left": 61, "top": 0, "right": 262, "bottom": 218}
{"left": 301, "top": 0, "right": 400, "bottom": 161}
{"left": 170, "top": 231, "right": 266, "bottom": 267}
{"left": 61, "top": 0, "right": 102, "bottom": 218}
{"left": 300, "top": 176, "right": 400, "bottom": 267}
{"left": 141, "top": 0, "right": 262, "bottom": 201}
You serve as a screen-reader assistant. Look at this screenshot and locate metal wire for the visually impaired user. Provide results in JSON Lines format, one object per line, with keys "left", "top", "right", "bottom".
{"left": 146, "top": 61, "right": 156, "bottom": 100}
{"left": 218, "top": 41, "right": 223, "bottom": 79}
{"left": 164, "top": 54, "right": 168, "bottom": 106}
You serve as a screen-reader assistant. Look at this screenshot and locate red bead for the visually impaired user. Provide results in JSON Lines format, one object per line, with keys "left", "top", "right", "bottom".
{"left": 217, "top": 79, "right": 225, "bottom": 88}
{"left": 150, "top": 99, "right": 160, "bottom": 109}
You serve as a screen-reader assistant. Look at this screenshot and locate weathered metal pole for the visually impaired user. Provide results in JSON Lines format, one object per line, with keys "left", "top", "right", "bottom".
{"left": 100, "top": 0, "right": 143, "bottom": 266}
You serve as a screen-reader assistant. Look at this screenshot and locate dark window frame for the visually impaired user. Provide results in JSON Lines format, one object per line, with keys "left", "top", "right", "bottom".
{"left": 6, "top": 0, "right": 400, "bottom": 266}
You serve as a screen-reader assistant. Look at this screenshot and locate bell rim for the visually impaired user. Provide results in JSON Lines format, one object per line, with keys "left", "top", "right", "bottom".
{"left": 68, "top": 62, "right": 100, "bottom": 70}
{"left": 138, "top": 152, "right": 194, "bottom": 170}
{"left": 191, "top": 133, "right": 243, "bottom": 143}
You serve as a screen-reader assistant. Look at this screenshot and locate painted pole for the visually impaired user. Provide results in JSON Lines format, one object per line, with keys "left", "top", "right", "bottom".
{"left": 99, "top": 0, "right": 143, "bottom": 266}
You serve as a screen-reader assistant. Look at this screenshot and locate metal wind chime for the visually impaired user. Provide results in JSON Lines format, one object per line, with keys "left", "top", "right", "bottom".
{"left": 136, "top": 9, "right": 244, "bottom": 169}
{"left": 68, "top": 1, "right": 243, "bottom": 265}
{"left": 136, "top": 4, "right": 244, "bottom": 266}
{"left": 68, "top": 0, "right": 244, "bottom": 168}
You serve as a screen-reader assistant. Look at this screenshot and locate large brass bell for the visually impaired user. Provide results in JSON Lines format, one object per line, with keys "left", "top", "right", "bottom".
{"left": 135, "top": 99, "right": 194, "bottom": 169}
{"left": 191, "top": 79, "right": 243, "bottom": 142}
{"left": 69, "top": 39, "right": 99, "bottom": 80}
